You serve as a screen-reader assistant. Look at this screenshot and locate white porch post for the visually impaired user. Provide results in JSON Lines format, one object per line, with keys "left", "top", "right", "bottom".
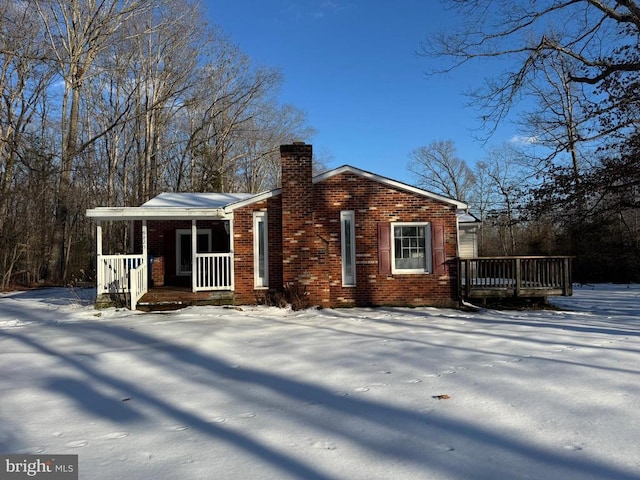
{"left": 96, "top": 221, "right": 103, "bottom": 295}
{"left": 191, "top": 219, "right": 197, "bottom": 292}
{"left": 142, "top": 220, "right": 148, "bottom": 291}
{"left": 228, "top": 218, "right": 235, "bottom": 290}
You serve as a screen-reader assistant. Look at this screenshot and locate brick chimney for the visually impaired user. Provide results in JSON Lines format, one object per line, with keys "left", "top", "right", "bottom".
{"left": 280, "top": 142, "right": 314, "bottom": 292}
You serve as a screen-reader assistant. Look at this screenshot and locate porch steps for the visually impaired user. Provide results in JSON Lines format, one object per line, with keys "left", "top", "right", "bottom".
{"left": 137, "top": 287, "right": 234, "bottom": 311}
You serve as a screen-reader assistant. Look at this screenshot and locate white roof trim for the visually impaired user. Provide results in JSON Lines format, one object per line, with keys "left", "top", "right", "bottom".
{"left": 223, "top": 188, "right": 282, "bottom": 211}
{"left": 226, "top": 164, "right": 469, "bottom": 211}
{"left": 87, "top": 192, "right": 253, "bottom": 220}
{"left": 86, "top": 206, "right": 230, "bottom": 220}
{"left": 86, "top": 164, "right": 469, "bottom": 219}
{"left": 315, "top": 165, "right": 468, "bottom": 208}
{"left": 142, "top": 192, "right": 254, "bottom": 208}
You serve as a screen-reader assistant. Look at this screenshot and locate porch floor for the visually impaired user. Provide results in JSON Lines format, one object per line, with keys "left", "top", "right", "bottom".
{"left": 137, "top": 286, "right": 234, "bottom": 311}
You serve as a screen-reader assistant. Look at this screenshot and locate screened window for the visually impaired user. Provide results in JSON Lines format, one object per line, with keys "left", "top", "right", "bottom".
{"left": 341, "top": 211, "right": 356, "bottom": 286}
{"left": 253, "top": 212, "right": 269, "bottom": 288}
{"left": 391, "top": 223, "right": 432, "bottom": 273}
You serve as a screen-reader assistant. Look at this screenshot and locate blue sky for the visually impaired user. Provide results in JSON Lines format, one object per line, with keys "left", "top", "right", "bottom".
{"left": 206, "top": 0, "right": 521, "bottom": 184}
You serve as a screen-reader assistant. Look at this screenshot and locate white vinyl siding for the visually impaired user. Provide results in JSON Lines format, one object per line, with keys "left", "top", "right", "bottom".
{"left": 341, "top": 211, "right": 356, "bottom": 286}
{"left": 253, "top": 212, "right": 269, "bottom": 288}
{"left": 458, "top": 224, "right": 478, "bottom": 259}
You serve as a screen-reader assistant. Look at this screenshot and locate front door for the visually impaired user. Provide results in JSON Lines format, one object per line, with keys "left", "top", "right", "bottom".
{"left": 176, "top": 229, "right": 211, "bottom": 276}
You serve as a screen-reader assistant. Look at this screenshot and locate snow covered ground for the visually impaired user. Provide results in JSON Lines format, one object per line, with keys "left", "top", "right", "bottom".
{"left": 0, "top": 284, "right": 639, "bottom": 480}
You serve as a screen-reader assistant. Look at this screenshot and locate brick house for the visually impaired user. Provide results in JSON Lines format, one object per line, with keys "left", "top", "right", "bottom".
{"left": 87, "top": 142, "right": 479, "bottom": 309}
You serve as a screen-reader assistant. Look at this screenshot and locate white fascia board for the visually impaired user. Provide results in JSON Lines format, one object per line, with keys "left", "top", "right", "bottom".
{"left": 86, "top": 207, "right": 230, "bottom": 221}
{"left": 223, "top": 165, "right": 470, "bottom": 212}
{"left": 315, "top": 165, "right": 469, "bottom": 209}
{"left": 223, "top": 188, "right": 282, "bottom": 211}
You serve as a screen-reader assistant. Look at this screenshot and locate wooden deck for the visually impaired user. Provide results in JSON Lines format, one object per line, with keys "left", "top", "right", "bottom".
{"left": 458, "top": 256, "right": 573, "bottom": 300}
{"left": 137, "top": 286, "right": 234, "bottom": 311}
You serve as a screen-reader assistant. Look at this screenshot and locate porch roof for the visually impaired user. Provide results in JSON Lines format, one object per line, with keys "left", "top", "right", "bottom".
{"left": 86, "top": 192, "right": 254, "bottom": 220}
{"left": 457, "top": 210, "right": 481, "bottom": 224}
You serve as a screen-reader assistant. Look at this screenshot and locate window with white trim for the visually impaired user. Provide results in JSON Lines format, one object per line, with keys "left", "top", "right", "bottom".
{"left": 391, "top": 223, "right": 432, "bottom": 273}
{"left": 253, "top": 212, "right": 269, "bottom": 288}
{"left": 341, "top": 211, "right": 356, "bottom": 286}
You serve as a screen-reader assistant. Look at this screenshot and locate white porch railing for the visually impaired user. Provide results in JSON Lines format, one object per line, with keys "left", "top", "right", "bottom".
{"left": 194, "top": 253, "right": 234, "bottom": 291}
{"left": 97, "top": 252, "right": 233, "bottom": 308}
{"left": 129, "top": 262, "right": 148, "bottom": 310}
{"left": 97, "top": 254, "right": 145, "bottom": 294}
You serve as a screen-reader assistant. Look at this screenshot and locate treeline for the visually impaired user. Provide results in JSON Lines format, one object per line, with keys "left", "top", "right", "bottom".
{"left": 0, "top": 0, "right": 313, "bottom": 288}
{"left": 409, "top": 137, "right": 640, "bottom": 284}
{"left": 411, "top": 0, "right": 640, "bottom": 284}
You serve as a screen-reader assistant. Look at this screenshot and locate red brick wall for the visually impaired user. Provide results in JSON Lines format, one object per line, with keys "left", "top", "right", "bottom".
{"left": 141, "top": 219, "right": 229, "bottom": 287}
{"left": 232, "top": 169, "right": 460, "bottom": 308}
{"left": 279, "top": 143, "right": 329, "bottom": 302}
{"left": 151, "top": 256, "right": 164, "bottom": 287}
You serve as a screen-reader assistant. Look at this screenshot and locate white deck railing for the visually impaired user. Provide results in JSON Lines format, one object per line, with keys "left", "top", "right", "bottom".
{"left": 194, "top": 253, "right": 234, "bottom": 291}
{"left": 97, "top": 254, "right": 145, "bottom": 294}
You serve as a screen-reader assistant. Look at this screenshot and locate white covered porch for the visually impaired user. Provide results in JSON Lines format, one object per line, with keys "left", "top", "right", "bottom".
{"left": 87, "top": 193, "right": 252, "bottom": 310}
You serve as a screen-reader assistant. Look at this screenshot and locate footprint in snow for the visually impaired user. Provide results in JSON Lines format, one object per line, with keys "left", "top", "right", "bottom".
{"left": 16, "top": 447, "right": 46, "bottom": 454}
{"left": 238, "top": 412, "right": 256, "bottom": 418}
{"left": 101, "top": 432, "right": 130, "bottom": 440}
{"left": 403, "top": 378, "right": 422, "bottom": 384}
{"left": 563, "top": 444, "right": 584, "bottom": 451}
{"left": 436, "top": 443, "right": 455, "bottom": 452}
{"left": 167, "top": 425, "right": 189, "bottom": 432}
{"left": 353, "top": 386, "right": 370, "bottom": 392}
{"left": 65, "top": 440, "right": 89, "bottom": 448}
{"left": 311, "top": 440, "right": 337, "bottom": 450}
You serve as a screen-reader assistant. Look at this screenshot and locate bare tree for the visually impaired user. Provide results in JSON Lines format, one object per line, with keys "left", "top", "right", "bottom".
{"left": 408, "top": 139, "right": 476, "bottom": 202}
{"left": 234, "top": 102, "right": 316, "bottom": 193}
{"left": 424, "top": 1, "right": 640, "bottom": 137}
{"left": 0, "top": 0, "right": 316, "bottom": 287}
{"left": 0, "top": 1, "right": 56, "bottom": 288}
{"left": 479, "top": 144, "right": 533, "bottom": 255}
{"left": 34, "top": 0, "right": 155, "bottom": 282}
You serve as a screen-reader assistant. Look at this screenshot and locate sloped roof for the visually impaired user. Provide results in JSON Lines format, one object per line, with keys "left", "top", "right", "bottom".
{"left": 142, "top": 192, "right": 254, "bottom": 209}
{"left": 87, "top": 165, "right": 470, "bottom": 220}
{"left": 457, "top": 210, "right": 481, "bottom": 224}
{"left": 228, "top": 164, "right": 469, "bottom": 210}
{"left": 86, "top": 192, "right": 252, "bottom": 220}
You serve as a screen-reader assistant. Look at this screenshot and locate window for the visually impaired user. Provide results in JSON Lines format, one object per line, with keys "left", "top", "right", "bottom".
{"left": 391, "top": 223, "right": 432, "bottom": 273}
{"left": 253, "top": 212, "right": 269, "bottom": 288}
{"left": 176, "top": 229, "right": 211, "bottom": 276}
{"left": 341, "top": 211, "right": 356, "bottom": 286}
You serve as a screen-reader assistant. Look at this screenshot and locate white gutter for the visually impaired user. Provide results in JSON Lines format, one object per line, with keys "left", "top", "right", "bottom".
{"left": 86, "top": 207, "right": 229, "bottom": 221}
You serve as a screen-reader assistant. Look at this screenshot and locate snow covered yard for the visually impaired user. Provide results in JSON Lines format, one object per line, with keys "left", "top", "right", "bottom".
{"left": 0, "top": 285, "right": 639, "bottom": 480}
